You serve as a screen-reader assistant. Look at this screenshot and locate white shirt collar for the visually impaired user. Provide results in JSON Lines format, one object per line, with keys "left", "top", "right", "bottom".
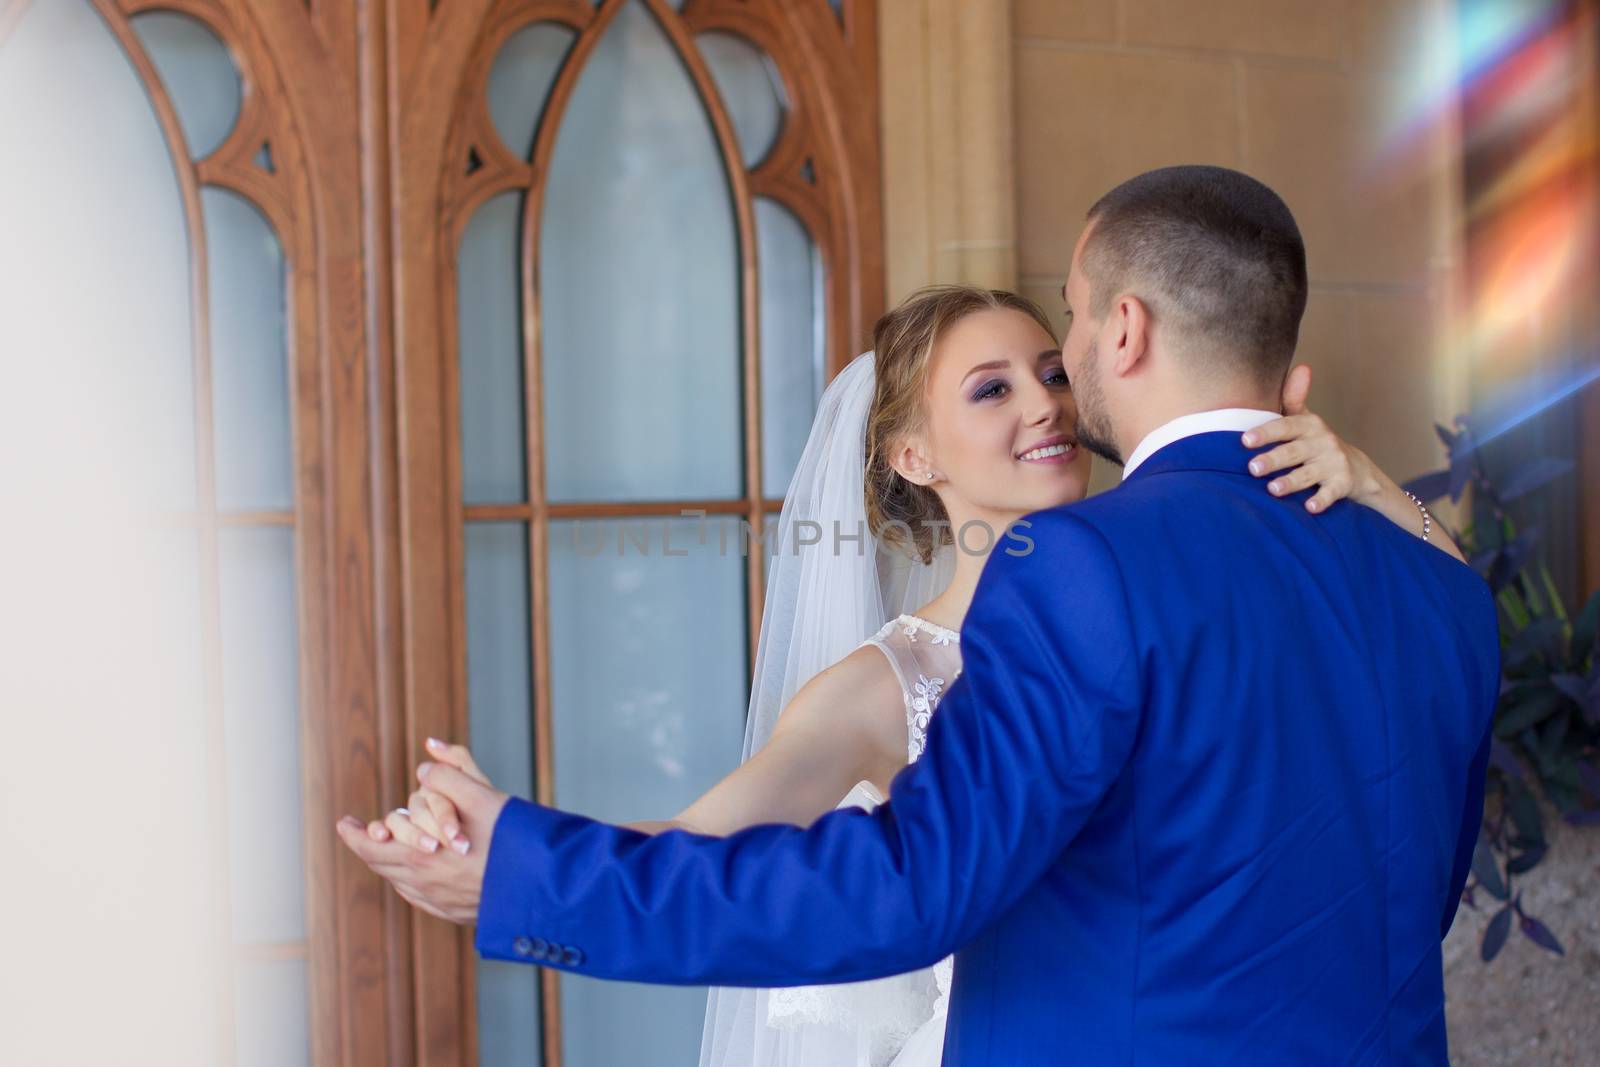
{"left": 1121, "top": 408, "right": 1280, "bottom": 481}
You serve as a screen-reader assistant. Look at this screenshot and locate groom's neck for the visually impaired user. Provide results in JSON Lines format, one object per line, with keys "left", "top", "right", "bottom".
{"left": 1112, "top": 380, "right": 1282, "bottom": 460}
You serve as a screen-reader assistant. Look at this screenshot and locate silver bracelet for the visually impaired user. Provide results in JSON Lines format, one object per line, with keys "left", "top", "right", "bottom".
{"left": 1402, "top": 490, "right": 1432, "bottom": 543}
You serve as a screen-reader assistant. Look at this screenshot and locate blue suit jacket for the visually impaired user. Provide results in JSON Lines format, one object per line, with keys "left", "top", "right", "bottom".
{"left": 476, "top": 433, "right": 1500, "bottom": 1064}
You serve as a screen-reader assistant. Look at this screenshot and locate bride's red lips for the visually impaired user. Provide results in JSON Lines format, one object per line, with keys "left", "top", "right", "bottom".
{"left": 1015, "top": 434, "right": 1077, "bottom": 460}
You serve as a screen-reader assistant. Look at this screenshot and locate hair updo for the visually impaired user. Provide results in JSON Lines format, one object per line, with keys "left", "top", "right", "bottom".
{"left": 863, "top": 285, "right": 1057, "bottom": 564}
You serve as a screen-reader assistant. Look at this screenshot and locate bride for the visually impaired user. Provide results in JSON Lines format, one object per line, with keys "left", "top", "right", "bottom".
{"left": 371, "top": 285, "right": 1462, "bottom": 1066}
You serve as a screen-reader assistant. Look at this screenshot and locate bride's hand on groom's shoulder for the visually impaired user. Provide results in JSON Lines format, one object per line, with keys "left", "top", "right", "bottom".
{"left": 1242, "top": 363, "right": 1383, "bottom": 516}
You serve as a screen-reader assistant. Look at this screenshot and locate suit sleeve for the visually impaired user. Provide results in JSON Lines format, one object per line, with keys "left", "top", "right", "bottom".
{"left": 474, "top": 511, "right": 1143, "bottom": 986}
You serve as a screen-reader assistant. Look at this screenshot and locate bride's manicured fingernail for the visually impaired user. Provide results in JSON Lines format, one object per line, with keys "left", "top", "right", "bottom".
{"left": 453, "top": 837, "right": 471, "bottom": 855}
{"left": 421, "top": 836, "right": 439, "bottom": 853}
{"left": 427, "top": 737, "right": 443, "bottom": 750}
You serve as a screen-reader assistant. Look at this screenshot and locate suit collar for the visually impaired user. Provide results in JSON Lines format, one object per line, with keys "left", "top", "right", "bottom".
{"left": 1119, "top": 430, "right": 1270, "bottom": 485}
{"left": 1122, "top": 409, "right": 1279, "bottom": 479}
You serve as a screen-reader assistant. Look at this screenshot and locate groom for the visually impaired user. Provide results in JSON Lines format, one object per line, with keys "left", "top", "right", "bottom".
{"left": 340, "top": 166, "right": 1499, "bottom": 1063}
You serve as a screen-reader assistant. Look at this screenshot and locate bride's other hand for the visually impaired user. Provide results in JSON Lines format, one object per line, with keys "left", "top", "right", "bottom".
{"left": 1244, "top": 363, "right": 1381, "bottom": 515}
{"left": 366, "top": 738, "right": 491, "bottom": 855}
{"left": 1244, "top": 364, "right": 1466, "bottom": 562}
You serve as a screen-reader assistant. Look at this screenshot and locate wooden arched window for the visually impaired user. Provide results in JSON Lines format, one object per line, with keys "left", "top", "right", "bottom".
{"left": 1, "top": 0, "right": 880, "bottom": 1063}
{"left": 393, "top": 2, "right": 883, "bottom": 1065}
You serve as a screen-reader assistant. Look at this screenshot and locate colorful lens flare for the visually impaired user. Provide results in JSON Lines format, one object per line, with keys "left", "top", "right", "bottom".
{"left": 1383, "top": 1, "right": 1599, "bottom": 408}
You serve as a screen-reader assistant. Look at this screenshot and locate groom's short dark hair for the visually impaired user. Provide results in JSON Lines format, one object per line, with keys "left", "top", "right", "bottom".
{"left": 1083, "top": 165, "right": 1308, "bottom": 386}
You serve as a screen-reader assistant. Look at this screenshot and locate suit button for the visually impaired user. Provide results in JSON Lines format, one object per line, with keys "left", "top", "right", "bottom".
{"left": 562, "top": 946, "right": 584, "bottom": 967}
{"left": 531, "top": 937, "right": 550, "bottom": 960}
{"left": 512, "top": 936, "right": 533, "bottom": 958}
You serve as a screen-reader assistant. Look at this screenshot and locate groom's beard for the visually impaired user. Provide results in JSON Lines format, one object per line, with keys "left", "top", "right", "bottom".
{"left": 1071, "top": 344, "right": 1123, "bottom": 466}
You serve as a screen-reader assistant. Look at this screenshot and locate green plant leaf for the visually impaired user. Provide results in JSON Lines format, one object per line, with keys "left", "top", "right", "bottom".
{"left": 1505, "top": 617, "right": 1564, "bottom": 670}
{"left": 1471, "top": 834, "right": 1508, "bottom": 900}
{"left": 1500, "top": 457, "right": 1574, "bottom": 502}
{"left": 1508, "top": 783, "right": 1545, "bottom": 847}
{"left": 1489, "top": 528, "right": 1542, "bottom": 595}
{"left": 1546, "top": 782, "right": 1581, "bottom": 813}
{"left": 1506, "top": 845, "right": 1547, "bottom": 874}
{"left": 1579, "top": 761, "right": 1600, "bottom": 801}
{"left": 1471, "top": 491, "right": 1501, "bottom": 553}
{"left": 1488, "top": 738, "right": 1526, "bottom": 782}
{"left": 1549, "top": 671, "right": 1600, "bottom": 726}
{"left": 1548, "top": 756, "right": 1583, "bottom": 791}
{"left": 1518, "top": 913, "right": 1565, "bottom": 956}
{"left": 1536, "top": 712, "right": 1570, "bottom": 762}
{"left": 1482, "top": 904, "right": 1513, "bottom": 962}
{"left": 1496, "top": 586, "right": 1532, "bottom": 631}
{"left": 1572, "top": 587, "right": 1600, "bottom": 666}
{"left": 1494, "top": 686, "right": 1564, "bottom": 737}
{"left": 1551, "top": 672, "right": 1589, "bottom": 707}
{"left": 1403, "top": 469, "right": 1451, "bottom": 503}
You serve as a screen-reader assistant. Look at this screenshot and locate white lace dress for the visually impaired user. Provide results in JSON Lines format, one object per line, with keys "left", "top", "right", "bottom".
{"left": 762, "top": 614, "right": 963, "bottom": 1067}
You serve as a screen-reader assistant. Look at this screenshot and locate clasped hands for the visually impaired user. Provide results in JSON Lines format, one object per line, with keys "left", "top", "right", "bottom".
{"left": 335, "top": 739, "right": 507, "bottom": 925}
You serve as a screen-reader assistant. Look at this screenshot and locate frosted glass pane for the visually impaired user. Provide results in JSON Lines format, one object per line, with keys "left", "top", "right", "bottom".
{"left": 488, "top": 21, "right": 576, "bottom": 160}
{"left": 130, "top": 11, "right": 240, "bottom": 161}
{"left": 756, "top": 199, "right": 825, "bottom": 497}
{"left": 464, "top": 523, "right": 535, "bottom": 800}
{"left": 549, "top": 516, "right": 747, "bottom": 1066}
{"left": 207, "top": 188, "right": 292, "bottom": 512}
{"left": 476, "top": 959, "right": 541, "bottom": 1067}
{"left": 563, "top": 976, "right": 707, "bottom": 1067}
{"left": 234, "top": 957, "right": 310, "bottom": 1067}
{"left": 459, "top": 193, "right": 528, "bottom": 505}
{"left": 465, "top": 522, "right": 541, "bottom": 1065}
{"left": 220, "top": 526, "right": 306, "bottom": 945}
{"left": 548, "top": 516, "right": 747, "bottom": 817}
{"left": 0, "top": 0, "right": 196, "bottom": 510}
{"left": 698, "top": 32, "right": 786, "bottom": 168}
{"left": 541, "top": 1, "right": 741, "bottom": 503}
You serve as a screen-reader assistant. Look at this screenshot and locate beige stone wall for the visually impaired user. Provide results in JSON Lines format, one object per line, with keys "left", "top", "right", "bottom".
{"left": 1008, "top": 0, "right": 1467, "bottom": 495}
{"left": 880, "top": 0, "right": 1021, "bottom": 301}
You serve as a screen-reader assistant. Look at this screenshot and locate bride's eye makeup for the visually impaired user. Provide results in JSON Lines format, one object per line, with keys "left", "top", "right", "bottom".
{"left": 971, "top": 378, "right": 1009, "bottom": 402}
{"left": 971, "top": 357, "right": 1068, "bottom": 402}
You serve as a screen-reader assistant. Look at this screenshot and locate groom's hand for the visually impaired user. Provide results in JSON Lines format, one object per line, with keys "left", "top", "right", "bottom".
{"left": 335, "top": 763, "right": 511, "bottom": 925}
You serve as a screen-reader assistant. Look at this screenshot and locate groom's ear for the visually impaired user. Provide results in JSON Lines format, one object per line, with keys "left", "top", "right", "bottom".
{"left": 1109, "top": 294, "right": 1151, "bottom": 378}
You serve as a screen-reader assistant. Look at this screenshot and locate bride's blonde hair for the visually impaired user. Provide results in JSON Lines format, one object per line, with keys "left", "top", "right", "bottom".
{"left": 864, "top": 285, "right": 1058, "bottom": 564}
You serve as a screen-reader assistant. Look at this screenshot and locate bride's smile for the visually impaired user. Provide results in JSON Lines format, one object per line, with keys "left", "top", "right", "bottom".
{"left": 1015, "top": 435, "right": 1078, "bottom": 464}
